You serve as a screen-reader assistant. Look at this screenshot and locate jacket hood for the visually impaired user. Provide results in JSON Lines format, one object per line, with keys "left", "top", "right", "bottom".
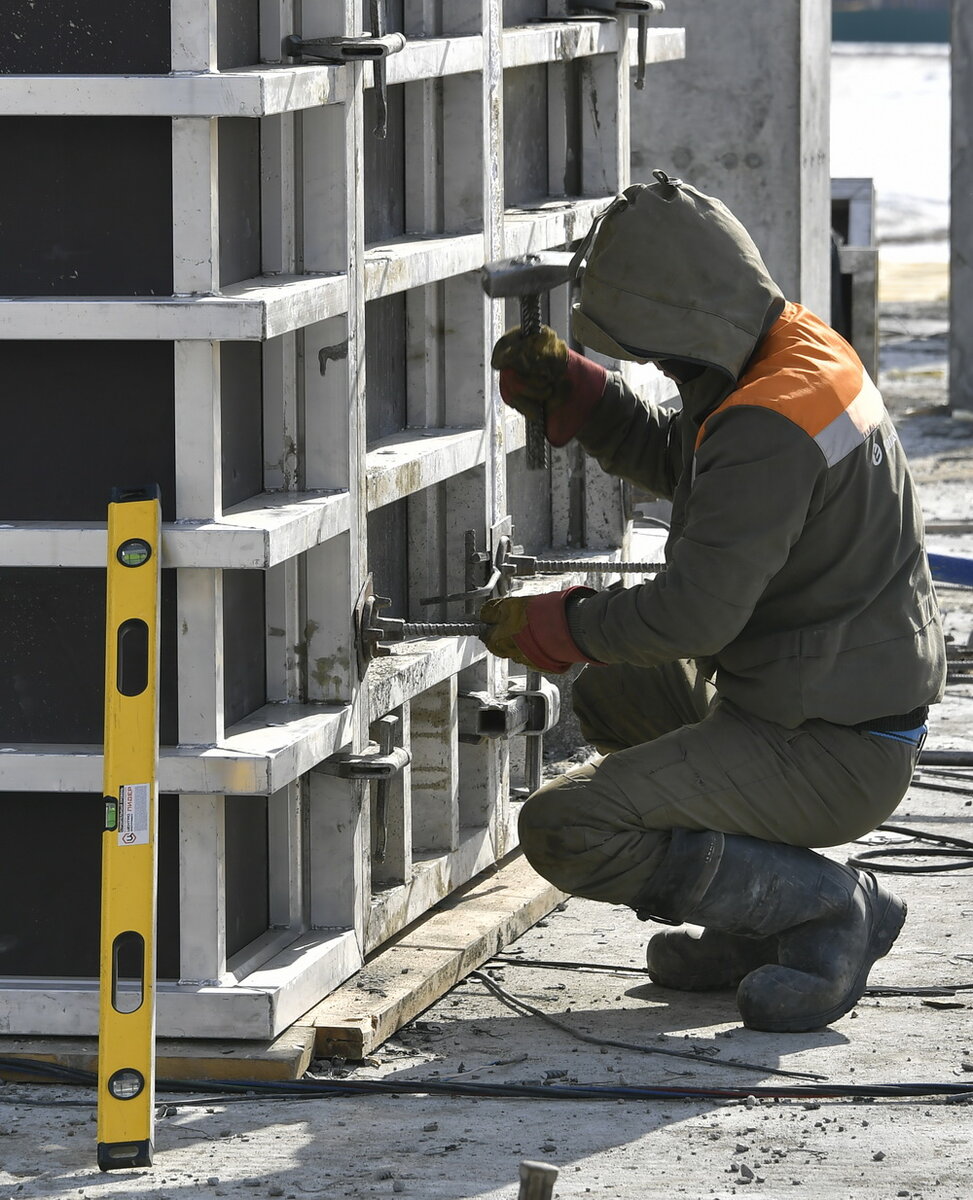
{"left": 571, "top": 173, "right": 786, "bottom": 381}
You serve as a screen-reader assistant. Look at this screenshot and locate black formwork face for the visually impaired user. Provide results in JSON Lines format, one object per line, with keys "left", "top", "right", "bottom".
{"left": 0, "top": 789, "right": 269, "bottom": 977}
{"left": 0, "top": 794, "right": 181, "bottom": 979}
{"left": 217, "top": 0, "right": 261, "bottom": 69}
{"left": 1, "top": 1, "right": 171, "bottom": 73}
{"left": 0, "top": 568, "right": 180, "bottom": 746}
{"left": 0, "top": 117, "right": 174, "bottom": 296}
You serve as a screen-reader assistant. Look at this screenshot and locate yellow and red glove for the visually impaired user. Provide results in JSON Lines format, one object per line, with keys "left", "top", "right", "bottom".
{"left": 479, "top": 587, "right": 602, "bottom": 674}
{"left": 491, "top": 326, "right": 608, "bottom": 447}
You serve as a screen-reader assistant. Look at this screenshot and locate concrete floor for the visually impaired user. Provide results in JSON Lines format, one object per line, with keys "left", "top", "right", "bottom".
{"left": 2, "top": 302, "right": 972, "bottom": 1199}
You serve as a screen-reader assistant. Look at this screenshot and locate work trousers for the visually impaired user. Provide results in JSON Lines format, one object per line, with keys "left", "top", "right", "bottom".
{"left": 518, "top": 660, "right": 919, "bottom": 907}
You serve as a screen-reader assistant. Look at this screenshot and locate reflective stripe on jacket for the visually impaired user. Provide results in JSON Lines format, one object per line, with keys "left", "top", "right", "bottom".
{"left": 696, "top": 303, "right": 885, "bottom": 468}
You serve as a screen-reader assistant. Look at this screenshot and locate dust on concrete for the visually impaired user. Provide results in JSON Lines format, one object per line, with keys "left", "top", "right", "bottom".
{"left": 3, "top": 302, "right": 973, "bottom": 1199}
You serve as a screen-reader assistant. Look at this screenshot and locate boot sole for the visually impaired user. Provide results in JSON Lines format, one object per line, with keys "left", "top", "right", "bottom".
{"left": 647, "top": 932, "right": 779, "bottom": 992}
{"left": 740, "top": 893, "right": 907, "bottom": 1034}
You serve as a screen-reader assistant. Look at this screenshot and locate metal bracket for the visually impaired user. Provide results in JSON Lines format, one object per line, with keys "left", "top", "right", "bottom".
{"left": 420, "top": 527, "right": 515, "bottom": 608}
{"left": 459, "top": 677, "right": 561, "bottom": 744}
{"left": 354, "top": 573, "right": 485, "bottom": 665}
{"left": 314, "top": 733, "right": 411, "bottom": 783}
{"left": 361, "top": 591, "right": 404, "bottom": 659}
{"left": 420, "top": 527, "right": 666, "bottom": 608}
{"left": 284, "top": 33, "right": 405, "bottom": 61}
{"left": 314, "top": 715, "right": 409, "bottom": 864}
{"left": 567, "top": 0, "right": 665, "bottom": 88}
{"left": 285, "top": 2, "right": 406, "bottom": 136}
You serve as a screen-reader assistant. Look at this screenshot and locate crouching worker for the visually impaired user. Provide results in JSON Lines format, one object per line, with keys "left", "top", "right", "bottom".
{"left": 480, "top": 172, "right": 945, "bottom": 1033}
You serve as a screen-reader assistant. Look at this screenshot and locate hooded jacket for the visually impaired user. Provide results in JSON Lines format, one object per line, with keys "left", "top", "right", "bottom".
{"left": 565, "top": 176, "right": 945, "bottom": 729}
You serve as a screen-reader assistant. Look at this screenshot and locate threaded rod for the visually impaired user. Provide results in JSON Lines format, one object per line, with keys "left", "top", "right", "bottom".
{"left": 401, "top": 621, "right": 486, "bottom": 638}
{"left": 532, "top": 560, "right": 665, "bottom": 574}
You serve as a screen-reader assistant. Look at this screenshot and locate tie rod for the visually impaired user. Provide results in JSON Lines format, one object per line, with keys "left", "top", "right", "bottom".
{"left": 419, "top": 530, "right": 665, "bottom": 607}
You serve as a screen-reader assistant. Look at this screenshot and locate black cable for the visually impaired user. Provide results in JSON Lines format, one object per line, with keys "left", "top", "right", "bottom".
{"left": 491, "top": 956, "right": 647, "bottom": 975}
{"left": 467, "top": 971, "right": 824, "bottom": 1081}
{"left": 848, "top": 822, "right": 973, "bottom": 874}
{"left": 918, "top": 750, "right": 973, "bottom": 767}
{"left": 488, "top": 955, "right": 973, "bottom": 1000}
{"left": 909, "top": 778, "right": 973, "bottom": 797}
{"left": 2, "top": 1057, "right": 973, "bottom": 1106}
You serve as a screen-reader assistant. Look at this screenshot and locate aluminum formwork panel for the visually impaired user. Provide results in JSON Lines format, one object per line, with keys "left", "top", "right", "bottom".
{"left": 0, "top": 0, "right": 683, "bottom": 1039}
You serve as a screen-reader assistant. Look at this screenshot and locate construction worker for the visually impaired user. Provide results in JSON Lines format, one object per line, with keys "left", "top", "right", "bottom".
{"left": 480, "top": 172, "right": 946, "bottom": 1033}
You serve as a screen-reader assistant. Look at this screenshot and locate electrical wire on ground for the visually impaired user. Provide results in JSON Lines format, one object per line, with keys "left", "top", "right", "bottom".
{"left": 1, "top": 1056, "right": 972, "bottom": 1107}
{"left": 848, "top": 822, "right": 973, "bottom": 874}
{"left": 467, "top": 970, "right": 824, "bottom": 1082}
{"left": 487, "top": 956, "right": 973, "bottom": 1000}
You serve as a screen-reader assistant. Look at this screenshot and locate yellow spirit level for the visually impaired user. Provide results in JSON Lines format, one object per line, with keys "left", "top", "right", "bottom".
{"left": 97, "top": 485, "right": 162, "bottom": 1172}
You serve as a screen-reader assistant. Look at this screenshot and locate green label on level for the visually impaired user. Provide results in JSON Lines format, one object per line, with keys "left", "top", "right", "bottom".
{"left": 104, "top": 797, "right": 118, "bottom": 831}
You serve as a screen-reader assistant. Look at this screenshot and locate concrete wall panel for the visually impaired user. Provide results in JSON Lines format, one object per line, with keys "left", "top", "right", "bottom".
{"left": 630, "top": 0, "right": 832, "bottom": 316}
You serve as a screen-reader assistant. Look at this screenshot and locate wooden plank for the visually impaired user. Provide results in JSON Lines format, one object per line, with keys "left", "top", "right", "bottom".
{"left": 0, "top": 1026, "right": 314, "bottom": 1084}
{"left": 306, "top": 851, "right": 566, "bottom": 1059}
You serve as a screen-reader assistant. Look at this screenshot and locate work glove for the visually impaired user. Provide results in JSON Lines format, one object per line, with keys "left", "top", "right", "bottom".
{"left": 491, "top": 326, "right": 608, "bottom": 446}
{"left": 479, "top": 587, "right": 601, "bottom": 675}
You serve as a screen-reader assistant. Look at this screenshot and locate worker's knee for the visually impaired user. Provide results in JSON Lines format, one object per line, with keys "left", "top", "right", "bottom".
{"left": 517, "top": 771, "right": 669, "bottom": 903}
{"left": 519, "top": 802, "right": 609, "bottom": 898}
{"left": 517, "top": 780, "right": 586, "bottom": 892}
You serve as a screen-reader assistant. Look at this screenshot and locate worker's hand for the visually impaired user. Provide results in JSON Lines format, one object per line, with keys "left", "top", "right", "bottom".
{"left": 479, "top": 587, "right": 601, "bottom": 674}
{"left": 491, "top": 326, "right": 609, "bottom": 446}
{"left": 491, "top": 326, "right": 569, "bottom": 424}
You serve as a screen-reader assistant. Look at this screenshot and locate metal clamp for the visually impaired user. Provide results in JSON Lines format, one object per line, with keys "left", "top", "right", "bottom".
{"left": 314, "top": 738, "right": 411, "bottom": 781}
{"left": 420, "top": 530, "right": 515, "bottom": 608}
{"left": 315, "top": 715, "right": 409, "bottom": 864}
{"left": 567, "top": 0, "right": 665, "bottom": 88}
{"left": 285, "top": 1, "right": 406, "bottom": 136}
{"left": 355, "top": 573, "right": 486, "bottom": 666}
{"left": 284, "top": 33, "right": 406, "bottom": 61}
{"left": 420, "top": 528, "right": 666, "bottom": 608}
{"left": 459, "top": 677, "right": 561, "bottom": 743}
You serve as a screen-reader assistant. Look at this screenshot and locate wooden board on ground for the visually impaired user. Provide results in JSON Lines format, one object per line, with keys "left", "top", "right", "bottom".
{"left": 0, "top": 1024, "right": 315, "bottom": 1084}
{"left": 304, "top": 851, "right": 565, "bottom": 1060}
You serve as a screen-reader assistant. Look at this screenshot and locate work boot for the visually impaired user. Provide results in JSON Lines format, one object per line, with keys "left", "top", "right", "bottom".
{"left": 632, "top": 829, "right": 907, "bottom": 1033}
{"left": 645, "top": 926, "right": 778, "bottom": 991}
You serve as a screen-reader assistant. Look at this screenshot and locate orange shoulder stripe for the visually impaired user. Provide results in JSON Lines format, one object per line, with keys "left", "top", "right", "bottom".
{"left": 694, "top": 304, "right": 886, "bottom": 466}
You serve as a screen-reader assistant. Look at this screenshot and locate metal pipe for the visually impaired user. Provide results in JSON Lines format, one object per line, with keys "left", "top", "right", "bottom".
{"left": 919, "top": 750, "right": 973, "bottom": 767}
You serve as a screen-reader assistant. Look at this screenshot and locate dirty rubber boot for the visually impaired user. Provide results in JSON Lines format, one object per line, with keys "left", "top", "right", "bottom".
{"left": 632, "top": 829, "right": 907, "bottom": 1033}
{"left": 645, "top": 926, "right": 778, "bottom": 991}
{"left": 736, "top": 869, "right": 907, "bottom": 1033}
